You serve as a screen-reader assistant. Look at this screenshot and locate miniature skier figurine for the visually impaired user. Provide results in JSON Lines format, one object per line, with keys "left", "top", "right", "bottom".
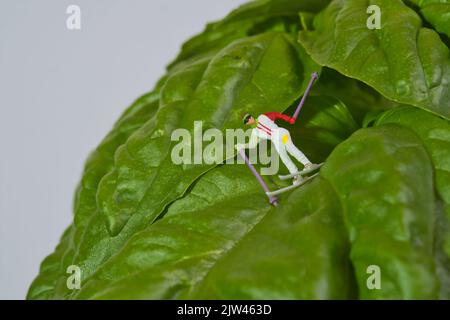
{"left": 237, "top": 112, "right": 319, "bottom": 185}
{"left": 235, "top": 72, "right": 321, "bottom": 203}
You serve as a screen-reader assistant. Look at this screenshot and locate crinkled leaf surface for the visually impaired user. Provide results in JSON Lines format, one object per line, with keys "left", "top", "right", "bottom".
{"left": 74, "top": 166, "right": 355, "bottom": 299}
{"left": 321, "top": 125, "right": 440, "bottom": 299}
{"left": 373, "top": 107, "right": 450, "bottom": 298}
{"left": 28, "top": 30, "right": 320, "bottom": 299}
{"left": 374, "top": 107, "right": 450, "bottom": 247}
{"left": 169, "top": 0, "right": 331, "bottom": 68}
{"left": 28, "top": 0, "right": 450, "bottom": 300}
{"left": 99, "top": 32, "right": 319, "bottom": 236}
{"left": 299, "top": 0, "right": 450, "bottom": 119}
{"left": 185, "top": 176, "right": 356, "bottom": 300}
{"left": 311, "top": 68, "right": 402, "bottom": 124}
{"left": 408, "top": 0, "right": 450, "bottom": 38}
{"left": 283, "top": 95, "right": 359, "bottom": 163}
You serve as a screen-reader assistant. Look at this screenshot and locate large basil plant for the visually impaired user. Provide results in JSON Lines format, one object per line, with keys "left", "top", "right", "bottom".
{"left": 28, "top": 0, "right": 450, "bottom": 299}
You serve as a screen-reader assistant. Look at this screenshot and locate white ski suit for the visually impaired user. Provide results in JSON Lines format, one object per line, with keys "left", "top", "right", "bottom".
{"left": 247, "top": 112, "right": 311, "bottom": 175}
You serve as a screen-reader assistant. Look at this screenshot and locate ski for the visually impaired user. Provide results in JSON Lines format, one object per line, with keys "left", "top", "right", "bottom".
{"left": 278, "top": 163, "right": 323, "bottom": 180}
{"left": 266, "top": 173, "right": 319, "bottom": 197}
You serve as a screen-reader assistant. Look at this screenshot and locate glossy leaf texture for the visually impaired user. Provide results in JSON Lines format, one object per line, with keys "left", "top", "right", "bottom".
{"left": 321, "top": 125, "right": 440, "bottom": 299}
{"left": 75, "top": 91, "right": 162, "bottom": 227}
{"left": 299, "top": 0, "right": 450, "bottom": 119}
{"left": 28, "top": 0, "right": 450, "bottom": 300}
{"left": 373, "top": 107, "right": 450, "bottom": 298}
{"left": 69, "top": 96, "right": 359, "bottom": 299}
{"left": 74, "top": 167, "right": 355, "bottom": 299}
{"left": 310, "top": 68, "right": 402, "bottom": 124}
{"left": 98, "top": 32, "right": 319, "bottom": 236}
{"left": 168, "top": 0, "right": 331, "bottom": 69}
{"left": 407, "top": 0, "right": 450, "bottom": 38}
{"left": 374, "top": 108, "right": 450, "bottom": 246}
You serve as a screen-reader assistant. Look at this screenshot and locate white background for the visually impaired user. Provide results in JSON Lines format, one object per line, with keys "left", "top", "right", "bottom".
{"left": 0, "top": 0, "right": 247, "bottom": 299}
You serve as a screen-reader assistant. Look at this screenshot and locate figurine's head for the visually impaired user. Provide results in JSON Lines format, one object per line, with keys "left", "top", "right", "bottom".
{"left": 243, "top": 113, "right": 255, "bottom": 125}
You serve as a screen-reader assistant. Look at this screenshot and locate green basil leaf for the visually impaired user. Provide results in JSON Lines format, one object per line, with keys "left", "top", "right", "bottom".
{"left": 299, "top": 0, "right": 450, "bottom": 119}
{"left": 407, "top": 0, "right": 450, "bottom": 38}
{"left": 71, "top": 166, "right": 354, "bottom": 299}
{"left": 312, "top": 68, "right": 402, "bottom": 124}
{"left": 67, "top": 97, "right": 359, "bottom": 299}
{"left": 28, "top": 0, "right": 450, "bottom": 300}
{"left": 373, "top": 106, "right": 450, "bottom": 298}
{"left": 74, "top": 91, "right": 161, "bottom": 227}
{"left": 321, "top": 124, "right": 440, "bottom": 299}
{"left": 169, "top": 0, "right": 331, "bottom": 69}
{"left": 73, "top": 165, "right": 274, "bottom": 299}
{"left": 27, "top": 32, "right": 320, "bottom": 300}
{"left": 285, "top": 95, "right": 359, "bottom": 163}
{"left": 98, "top": 32, "right": 319, "bottom": 237}
{"left": 374, "top": 108, "right": 450, "bottom": 251}
{"left": 186, "top": 177, "right": 356, "bottom": 299}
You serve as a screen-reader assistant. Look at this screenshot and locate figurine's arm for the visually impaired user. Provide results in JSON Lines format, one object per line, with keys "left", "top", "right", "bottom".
{"left": 264, "top": 112, "right": 295, "bottom": 124}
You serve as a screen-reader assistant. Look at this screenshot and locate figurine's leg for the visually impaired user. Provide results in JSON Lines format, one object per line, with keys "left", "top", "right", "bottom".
{"left": 273, "top": 131, "right": 298, "bottom": 175}
{"left": 284, "top": 132, "right": 312, "bottom": 166}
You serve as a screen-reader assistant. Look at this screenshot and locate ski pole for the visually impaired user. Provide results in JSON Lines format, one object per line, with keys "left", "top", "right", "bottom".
{"left": 238, "top": 148, "right": 278, "bottom": 206}
{"left": 292, "top": 72, "right": 319, "bottom": 123}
